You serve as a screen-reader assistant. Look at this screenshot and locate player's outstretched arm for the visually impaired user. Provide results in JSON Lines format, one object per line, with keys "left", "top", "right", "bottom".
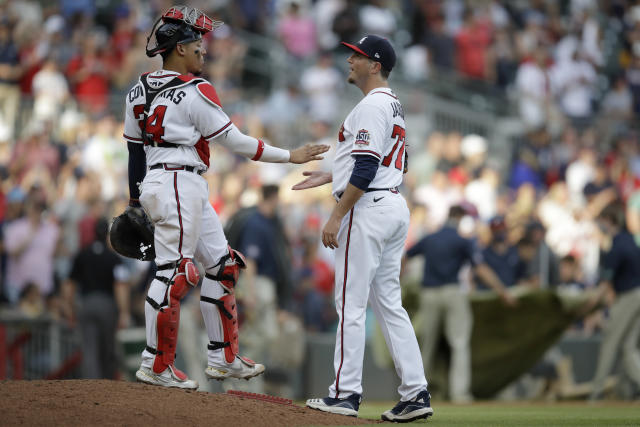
{"left": 292, "top": 171, "right": 333, "bottom": 190}
{"left": 216, "top": 126, "right": 328, "bottom": 163}
{"left": 289, "top": 143, "right": 330, "bottom": 164}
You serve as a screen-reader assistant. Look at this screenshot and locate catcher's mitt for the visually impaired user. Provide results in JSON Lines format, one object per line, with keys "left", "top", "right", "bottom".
{"left": 109, "top": 207, "right": 155, "bottom": 261}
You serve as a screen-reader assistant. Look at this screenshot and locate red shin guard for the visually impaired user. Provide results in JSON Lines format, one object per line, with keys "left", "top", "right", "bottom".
{"left": 218, "top": 293, "right": 239, "bottom": 363}
{"left": 153, "top": 258, "right": 200, "bottom": 374}
{"left": 204, "top": 247, "right": 247, "bottom": 364}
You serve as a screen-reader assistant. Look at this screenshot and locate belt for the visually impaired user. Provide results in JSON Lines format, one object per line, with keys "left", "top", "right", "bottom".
{"left": 335, "top": 187, "right": 399, "bottom": 200}
{"left": 150, "top": 163, "right": 203, "bottom": 175}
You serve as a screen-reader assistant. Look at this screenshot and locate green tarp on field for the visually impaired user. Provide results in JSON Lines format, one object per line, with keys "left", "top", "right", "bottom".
{"left": 373, "top": 284, "right": 595, "bottom": 398}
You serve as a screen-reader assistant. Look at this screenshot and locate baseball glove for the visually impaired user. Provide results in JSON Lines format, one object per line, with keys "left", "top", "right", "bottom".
{"left": 109, "top": 206, "right": 155, "bottom": 261}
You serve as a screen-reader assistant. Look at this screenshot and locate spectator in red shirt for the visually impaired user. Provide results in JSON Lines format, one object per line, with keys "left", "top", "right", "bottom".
{"left": 455, "top": 9, "right": 492, "bottom": 79}
{"left": 108, "top": 9, "right": 135, "bottom": 69}
{"left": 66, "top": 31, "right": 110, "bottom": 115}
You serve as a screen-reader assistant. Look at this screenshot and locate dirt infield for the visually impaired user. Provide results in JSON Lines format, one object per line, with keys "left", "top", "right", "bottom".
{"left": 1, "top": 380, "right": 379, "bottom": 426}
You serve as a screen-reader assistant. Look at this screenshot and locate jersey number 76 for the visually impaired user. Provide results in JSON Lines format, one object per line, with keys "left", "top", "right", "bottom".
{"left": 381, "top": 125, "right": 405, "bottom": 170}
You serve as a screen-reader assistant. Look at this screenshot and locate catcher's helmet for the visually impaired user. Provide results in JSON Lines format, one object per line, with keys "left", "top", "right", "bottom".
{"left": 146, "top": 5, "right": 223, "bottom": 58}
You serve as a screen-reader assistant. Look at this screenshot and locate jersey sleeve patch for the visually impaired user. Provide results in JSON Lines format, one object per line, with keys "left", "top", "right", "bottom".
{"left": 196, "top": 82, "right": 223, "bottom": 108}
{"left": 354, "top": 128, "right": 371, "bottom": 146}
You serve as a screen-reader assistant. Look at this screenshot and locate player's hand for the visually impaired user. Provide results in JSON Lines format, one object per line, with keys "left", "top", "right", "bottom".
{"left": 322, "top": 215, "right": 341, "bottom": 249}
{"left": 500, "top": 291, "right": 518, "bottom": 307}
{"left": 289, "top": 143, "right": 330, "bottom": 164}
{"left": 292, "top": 171, "right": 333, "bottom": 190}
{"left": 125, "top": 202, "right": 147, "bottom": 220}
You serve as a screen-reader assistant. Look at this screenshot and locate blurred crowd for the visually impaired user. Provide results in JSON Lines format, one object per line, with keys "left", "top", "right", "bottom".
{"left": 0, "top": 0, "right": 639, "bottom": 395}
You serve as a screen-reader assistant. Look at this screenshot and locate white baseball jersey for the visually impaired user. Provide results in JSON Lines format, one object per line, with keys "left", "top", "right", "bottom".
{"left": 327, "top": 86, "right": 428, "bottom": 401}
{"left": 332, "top": 86, "right": 406, "bottom": 197}
{"left": 123, "top": 70, "right": 235, "bottom": 171}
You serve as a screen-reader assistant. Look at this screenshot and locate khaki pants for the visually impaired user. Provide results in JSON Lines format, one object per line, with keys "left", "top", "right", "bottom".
{"left": 420, "top": 284, "right": 473, "bottom": 402}
{"left": 591, "top": 287, "right": 640, "bottom": 397}
{"left": 0, "top": 83, "right": 19, "bottom": 139}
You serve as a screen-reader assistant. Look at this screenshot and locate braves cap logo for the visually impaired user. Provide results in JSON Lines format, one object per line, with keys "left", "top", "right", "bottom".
{"left": 341, "top": 34, "right": 396, "bottom": 72}
{"left": 355, "top": 129, "right": 370, "bottom": 145}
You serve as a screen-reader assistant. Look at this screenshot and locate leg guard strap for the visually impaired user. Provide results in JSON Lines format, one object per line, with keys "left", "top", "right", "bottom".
{"left": 145, "top": 295, "right": 163, "bottom": 311}
{"left": 207, "top": 341, "right": 229, "bottom": 351}
{"left": 201, "top": 295, "right": 233, "bottom": 319}
{"left": 146, "top": 345, "right": 178, "bottom": 358}
{"left": 154, "top": 276, "right": 172, "bottom": 285}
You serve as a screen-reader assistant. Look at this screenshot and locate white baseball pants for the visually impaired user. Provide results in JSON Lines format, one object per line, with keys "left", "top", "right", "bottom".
{"left": 138, "top": 168, "right": 231, "bottom": 368}
{"left": 329, "top": 190, "right": 428, "bottom": 401}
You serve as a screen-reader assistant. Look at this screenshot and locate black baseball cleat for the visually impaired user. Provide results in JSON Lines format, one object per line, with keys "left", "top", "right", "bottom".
{"left": 381, "top": 389, "right": 434, "bottom": 423}
{"left": 306, "top": 393, "right": 362, "bottom": 417}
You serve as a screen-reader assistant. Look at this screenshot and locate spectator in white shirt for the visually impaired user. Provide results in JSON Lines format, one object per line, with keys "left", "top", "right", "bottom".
{"left": 565, "top": 146, "right": 597, "bottom": 209}
{"left": 31, "top": 57, "right": 69, "bottom": 122}
{"left": 464, "top": 165, "right": 500, "bottom": 222}
{"left": 515, "top": 45, "right": 551, "bottom": 130}
{"left": 358, "top": 0, "right": 397, "bottom": 38}
{"left": 300, "top": 52, "right": 343, "bottom": 123}
{"left": 550, "top": 48, "right": 597, "bottom": 127}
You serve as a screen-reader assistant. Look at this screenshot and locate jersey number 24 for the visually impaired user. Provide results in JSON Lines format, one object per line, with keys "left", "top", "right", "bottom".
{"left": 133, "top": 104, "right": 167, "bottom": 145}
{"left": 381, "top": 125, "right": 405, "bottom": 170}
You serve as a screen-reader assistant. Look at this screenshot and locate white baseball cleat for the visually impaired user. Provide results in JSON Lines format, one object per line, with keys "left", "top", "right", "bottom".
{"left": 205, "top": 355, "right": 265, "bottom": 380}
{"left": 135, "top": 365, "right": 199, "bottom": 390}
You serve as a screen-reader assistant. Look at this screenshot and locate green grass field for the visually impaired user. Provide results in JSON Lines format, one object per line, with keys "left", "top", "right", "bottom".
{"left": 347, "top": 401, "right": 640, "bottom": 426}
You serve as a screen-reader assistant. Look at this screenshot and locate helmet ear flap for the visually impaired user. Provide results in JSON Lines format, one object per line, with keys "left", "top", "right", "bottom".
{"left": 145, "top": 17, "right": 161, "bottom": 57}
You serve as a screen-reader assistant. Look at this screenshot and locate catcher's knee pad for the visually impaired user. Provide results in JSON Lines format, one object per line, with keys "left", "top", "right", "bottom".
{"left": 153, "top": 258, "right": 200, "bottom": 373}
{"left": 205, "top": 246, "right": 246, "bottom": 292}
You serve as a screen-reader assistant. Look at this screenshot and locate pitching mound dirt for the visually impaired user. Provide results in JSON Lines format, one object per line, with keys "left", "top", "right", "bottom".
{"left": 1, "top": 380, "right": 379, "bottom": 426}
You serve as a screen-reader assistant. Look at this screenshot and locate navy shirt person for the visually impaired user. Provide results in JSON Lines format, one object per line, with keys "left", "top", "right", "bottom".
{"left": 237, "top": 184, "right": 292, "bottom": 310}
{"left": 405, "top": 205, "right": 514, "bottom": 403}
{"left": 476, "top": 216, "right": 521, "bottom": 291}
{"left": 235, "top": 184, "right": 296, "bottom": 394}
{"left": 589, "top": 202, "right": 640, "bottom": 400}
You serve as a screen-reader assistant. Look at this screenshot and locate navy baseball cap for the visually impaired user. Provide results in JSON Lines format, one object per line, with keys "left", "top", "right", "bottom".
{"left": 341, "top": 35, "right": 396, "bottom": 72}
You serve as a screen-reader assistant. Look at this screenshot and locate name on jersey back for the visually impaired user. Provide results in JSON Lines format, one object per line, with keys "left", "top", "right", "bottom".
{"left": 128, "top": 86, "right": 186, "bottom": 106}
{"left": 391, "top": 101, "right": 404, "bottom": 119}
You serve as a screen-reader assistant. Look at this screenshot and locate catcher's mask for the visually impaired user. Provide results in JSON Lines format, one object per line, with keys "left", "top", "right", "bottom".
{"left": 146, "top": 5, "right": 223, "bottom": 58}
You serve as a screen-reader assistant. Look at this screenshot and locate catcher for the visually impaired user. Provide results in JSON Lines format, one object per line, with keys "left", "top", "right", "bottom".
{"left": 111, "top": 5, "right": 328, "bottom": 390}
